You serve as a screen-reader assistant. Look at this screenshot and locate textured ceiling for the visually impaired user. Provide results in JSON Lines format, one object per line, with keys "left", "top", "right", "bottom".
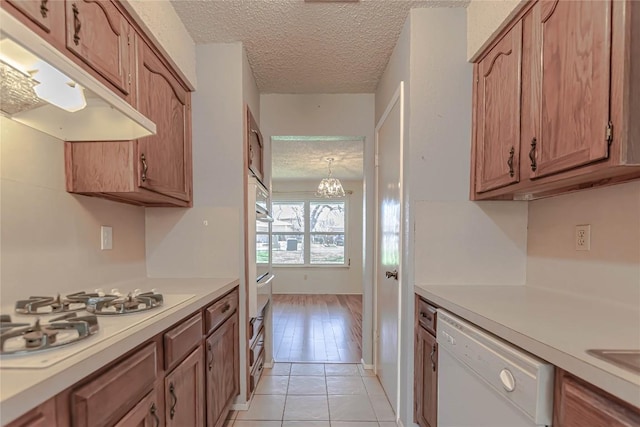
{"left": 272, "top": 137, "right": 364, "bottom": 180}
{"left": 171, "top": 0, "right": 469, "bottom": 93}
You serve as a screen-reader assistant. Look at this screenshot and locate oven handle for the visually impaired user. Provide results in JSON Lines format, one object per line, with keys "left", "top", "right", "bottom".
{"left": 256, "top": 212, "right": 274, "bottom": 223}
{"left": 257, "top": 274, "right": 275, "bottom": 288}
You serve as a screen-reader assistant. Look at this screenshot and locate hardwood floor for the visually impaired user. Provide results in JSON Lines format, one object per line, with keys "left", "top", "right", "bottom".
{"left": 272, "top": 294, "right": 362, "bottom": 363}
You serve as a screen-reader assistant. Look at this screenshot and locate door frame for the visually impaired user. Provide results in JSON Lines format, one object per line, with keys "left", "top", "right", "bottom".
{"left": 373, "top": 81, "right": 404, "bottom": 416}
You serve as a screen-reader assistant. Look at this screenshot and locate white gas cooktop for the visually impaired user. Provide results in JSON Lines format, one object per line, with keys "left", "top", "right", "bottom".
{"left": 0, "top": 294, "right": 195, "bottom": 369}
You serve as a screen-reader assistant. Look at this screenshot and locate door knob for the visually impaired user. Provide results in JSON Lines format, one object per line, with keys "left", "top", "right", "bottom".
{"left": 385, "top": 270, "right": 398, "bottom": 280}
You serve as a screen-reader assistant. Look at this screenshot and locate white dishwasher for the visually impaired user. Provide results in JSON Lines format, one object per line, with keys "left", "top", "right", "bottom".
{"left": 437, "top": 310, "right": 554, "bottom": 427}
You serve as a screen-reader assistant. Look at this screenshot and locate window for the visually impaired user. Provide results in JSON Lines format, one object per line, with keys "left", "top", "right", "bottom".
{"left": 272, "top": 198, "right": 346, "bottom": 266}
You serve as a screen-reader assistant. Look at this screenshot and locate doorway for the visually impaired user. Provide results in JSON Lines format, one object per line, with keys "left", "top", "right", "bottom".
{"left": 270, "top": 136, "right": 364, "bottom": 364}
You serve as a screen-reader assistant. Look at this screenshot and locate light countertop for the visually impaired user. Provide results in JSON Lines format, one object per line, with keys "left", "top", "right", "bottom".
{"left": 0, "top": 277, "right": 239, "bottom": 425}
{"left": 415, "top": 284, "right": 640, "bottom": 408}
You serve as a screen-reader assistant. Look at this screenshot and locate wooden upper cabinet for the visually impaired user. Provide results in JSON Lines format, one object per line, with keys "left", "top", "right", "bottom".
{"left": 2, "top": 0, "right": 65, "bottom": 49}
{"left": 474, "top": 20, "right": 522, "bottom": 193}
{"left": 65, "top": 0, "right": 132, "bottom": 97}
{"left": 531, "top": 0, "right": 612, "bottom": 179}
{"left": 137, "top": 40, "right": 191, "bottom": 202}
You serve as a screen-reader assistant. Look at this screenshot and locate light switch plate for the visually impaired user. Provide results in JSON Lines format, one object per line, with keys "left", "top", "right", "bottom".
{"left": 101, "top": 226, "right": 113, "bottom": 250}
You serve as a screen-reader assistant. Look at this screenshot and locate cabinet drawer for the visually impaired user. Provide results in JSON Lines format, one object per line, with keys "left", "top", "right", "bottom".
{"left": 205, "top": 289, "right": 238, "bottom": 335}
{"left": 417, "top": 298, "right": 437, "bottom": 335}
{"left": 164, "top": 313, "right": 203, "bottom": 371}
{"left": 71, "top": 343, "right": 157, "bottom": 427}
{"left": 249, "top": 325, "right": 265, "bottom": 367}
{"left": 249, "top": 348, "right": 265, "bottom": 393}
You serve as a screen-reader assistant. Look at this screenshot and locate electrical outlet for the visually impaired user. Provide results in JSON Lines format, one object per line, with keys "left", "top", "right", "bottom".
{"left": 575, "top": 224, "right": 591, "bottom": 251}
{"left": 101, "top": 226, "right": 113, "bottom": 250}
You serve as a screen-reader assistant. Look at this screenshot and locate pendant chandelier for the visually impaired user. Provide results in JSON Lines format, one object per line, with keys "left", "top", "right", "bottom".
{"left": 316, "top": 158, "right": 345, "bottom": 198}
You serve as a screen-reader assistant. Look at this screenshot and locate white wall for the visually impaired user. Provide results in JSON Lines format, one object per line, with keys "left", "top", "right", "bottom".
{"left": 376, "top": 8, "right": 529, "bottom": 425}
{"left": 271, "top": 180, "right": 363, "bottom": 295}
{"left": 122, "top": 0, "right": 197, "bottom": 88}
{"left": 466, "top": 0, "right": 528, "bottom": 60}
{"left": 1, "top": 118, "right": 147, "bottom": 303}
{"left": 527, "top": 182, "right": 640, "bottom": 307}
{"left": 146, "top": 42, "right": 258, "bottom": 406}
{"left": 260, "top": 93, "right": 375, "bottom": 363}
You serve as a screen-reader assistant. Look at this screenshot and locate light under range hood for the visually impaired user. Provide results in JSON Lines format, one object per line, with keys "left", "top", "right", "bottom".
{"left": 0, "top": 10, "right": 156, "bottom": 141}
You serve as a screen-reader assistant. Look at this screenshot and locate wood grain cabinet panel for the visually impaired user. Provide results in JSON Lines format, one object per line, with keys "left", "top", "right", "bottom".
{"left": 2, "top": 0, "right": 65, "bottom": 47}
{"left": 205, "top": 314, "right": 239, "bottom": 427}
{"left": 532, "top": 0, "right": 612, "bottom": 179}
{"left": 164, "top": 313, "right": 203, "bottom": 372}
{"left": 165, "top": 346, "right": 205, "bottom": 427}
{"left": 4, "top": 397, "right": 57, "bottom": 427}
{"left": 71, "top": 343, "right": 157, "bottom": 427}
{"left": 554, "top": 369, "right": 640, "bottom": 427}
{"left": 136, "top": 39, "right": 192, "bottom": 203}
{"left": 474, "top": 20, "right": 522, "bottom": 193}
{"left": 205, "top": 289, "right": 238, "bottom": 335}
{"left": 64, "top": 0, "right": 132, "bottom": 97}
{"left": 114, "top": 390, "right": 161, "bottom": 427}
{"left": 470, "top": 0, "right": 640, "bottom": 200}
{"left": 414, "top": 296, "right": 437, "bottom": 427}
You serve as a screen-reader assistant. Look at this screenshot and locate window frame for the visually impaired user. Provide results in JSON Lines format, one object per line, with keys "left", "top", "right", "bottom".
{"left": 271, "top": 196, "right": 348, "bottom": 267}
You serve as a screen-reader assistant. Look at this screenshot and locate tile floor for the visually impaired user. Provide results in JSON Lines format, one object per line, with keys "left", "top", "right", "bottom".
{"left": 225, "top": 363, "right": 397, "bottom": 427}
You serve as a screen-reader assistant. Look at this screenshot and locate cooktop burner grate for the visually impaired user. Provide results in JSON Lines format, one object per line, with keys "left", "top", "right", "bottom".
{"left": 85, "top": 291, "right": 164, "bottom": 315}
{"left": 0, "top": 313, "right": 99, "bottom": 355}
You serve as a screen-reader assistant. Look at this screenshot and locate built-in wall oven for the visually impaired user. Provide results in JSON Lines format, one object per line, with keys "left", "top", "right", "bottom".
{"left": 248, "top": 176, "right": 274, "bottom": 318}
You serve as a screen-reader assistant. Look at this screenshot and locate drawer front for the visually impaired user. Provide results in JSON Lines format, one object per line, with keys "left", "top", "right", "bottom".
{"left": 417, "top": 298, "right": 437, "bottom": 335}
{"left": 164, "top": 313, "right": 203, "bottom": 371}
{"left": 72, "top": 343, "right": 157, "bottom": 427}
{"left": 249, "top": 348, "right": 265, "bottom": 393}
{"left": 205, "top": 289, "right": 238, "bottom": 335}
{"left": 249, "top": 325, "right": 265, "bottom": 367}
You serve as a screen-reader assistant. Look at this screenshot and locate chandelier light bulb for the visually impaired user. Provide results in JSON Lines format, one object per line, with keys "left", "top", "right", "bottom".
{"left": 316, "top": 158, "right": 345, "bottom": 198}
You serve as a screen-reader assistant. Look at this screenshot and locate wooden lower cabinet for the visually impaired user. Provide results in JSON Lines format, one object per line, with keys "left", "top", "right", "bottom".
{"left": 414, "top": 323, "right": 437, "bottom": 427}
{"left": 114, "top": 389, "right": 161, "bottom": 427}
{"left": 554, "top": 369, "right": 640, "bottom": 427}
{"left": 205, "top": 313, "right": 239, "bottom": 427}
{"left": 4, "top": 398, "right": 58, "bottom": 427}
{"left": 165, "top": 346, "right": 205, "bottom": 427}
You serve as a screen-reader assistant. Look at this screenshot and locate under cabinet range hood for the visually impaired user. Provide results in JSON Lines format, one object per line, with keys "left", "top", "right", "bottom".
{"left": 0, "top": 10, "right": 156, "bottom": 141}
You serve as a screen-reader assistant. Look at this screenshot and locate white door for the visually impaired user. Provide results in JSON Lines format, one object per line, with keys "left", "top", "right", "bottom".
{"left": 374, "top": 82, "right": 404, "bottom": 415}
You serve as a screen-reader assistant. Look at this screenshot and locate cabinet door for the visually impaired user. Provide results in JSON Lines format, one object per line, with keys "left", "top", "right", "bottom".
{"left": 4, "top": 0, "right": 62, "bottom": 34}
{"left": 415, "top": 327, "right": 437, "bottom": 427}
{"left": 554, "top": 370, "right": 640, "bottom": 427}
{"left": 206, "top": 314, "right": 239, "bottom": 427}
{"left": 165, "top": 346, "right": 205, "bottom": 427}
{"left": 475, "top": 21, "right": 523, "bottom": 193}
{"left": 114, "top": 390, "right": 161, "bottom": 427}
{"left": 531, "top": 0, "right": 612, "bottom": 179}
{"left": 137, "top": 41, "right": 191, "bottom": 203}
{"left": 5, "top": 398, "right": 56, "bottom": 427}
{"left": 65, "top": 0, "right": 132, "bottom": 96}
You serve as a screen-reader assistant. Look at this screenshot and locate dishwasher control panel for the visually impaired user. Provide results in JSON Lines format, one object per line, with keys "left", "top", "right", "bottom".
{"left": 437, "top": 309, "right": 554, "bottom": 426}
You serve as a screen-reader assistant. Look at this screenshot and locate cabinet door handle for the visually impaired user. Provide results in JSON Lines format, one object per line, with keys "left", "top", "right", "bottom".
{"left": 40, "top": 0, "right": 48, "bottom": 18}
{"left": 207, "top": 342, "right": 213, "bottom": 372}
{"left": 150, "top": 402, "right": 160, "bottom": 427}
{"left": 430, "top": 344, "right": 436, "bottom": 372}
{"left": 419, "top": 312, "right": 432, "bottom": 322}
{"left": 141, "top": 153, "right": 148, "bottom": 182}
{"left": 72, "top": 3, "right": 81, "bottom": 46}
{"left": 169, "top": 382, "right": 177, "bottom": 420}
{"left": 507, "top": 146, "right": 515, "bottom": 177}
{"left": 221, "top": 302, "right": 231, "bottom": 313}
{"left": 529, "top": 137, "right": 537, "bottom": 172}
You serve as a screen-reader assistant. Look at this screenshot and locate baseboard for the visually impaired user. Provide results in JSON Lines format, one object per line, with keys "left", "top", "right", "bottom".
{"left": 360, "top": 358, "right": 374, "bottom": 370}
{"left": 263, "top": 360, "right": 274, "bottom": 369}
{"left": 231, "top": 401, "right": 250, "bottom": 411}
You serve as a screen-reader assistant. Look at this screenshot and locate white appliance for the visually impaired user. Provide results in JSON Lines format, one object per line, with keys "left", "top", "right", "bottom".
{"left": 0, "top": 9, "right": 156, "bottom": 141}
{"left": 247, "top": 176, "right": 274, "bottom": 319}
{"left": 437, "top": 309, "right": 554, "bottom": 427}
